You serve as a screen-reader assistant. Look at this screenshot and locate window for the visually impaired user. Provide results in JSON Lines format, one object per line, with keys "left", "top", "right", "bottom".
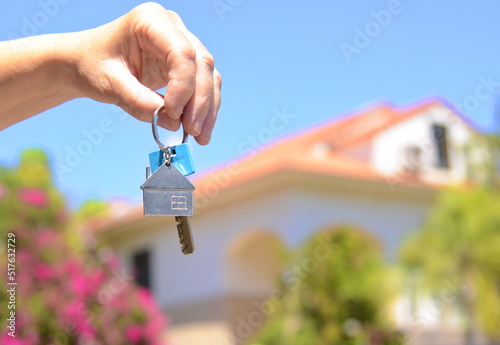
{"left": 432, "top": 124, "right": 449, "bottom": 169}
{"left": 132, "top": 249, "right": 151, "bottom": 289}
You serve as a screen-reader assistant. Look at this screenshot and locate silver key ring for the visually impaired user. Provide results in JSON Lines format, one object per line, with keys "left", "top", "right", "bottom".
{"left": 152, "top": 105, "right": 189, "bottom": 153}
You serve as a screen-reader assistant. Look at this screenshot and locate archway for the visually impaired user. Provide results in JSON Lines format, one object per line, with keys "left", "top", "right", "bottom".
{"left": 225, "top": 229, "right": 285, "bottom": 297}
{"left": 224, "top": 230, "right": 285, "bottom": 340}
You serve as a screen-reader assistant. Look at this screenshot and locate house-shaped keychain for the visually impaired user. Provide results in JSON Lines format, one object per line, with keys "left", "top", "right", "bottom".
{"left": 140, "top": 163, "right": 195, "bottom": 216}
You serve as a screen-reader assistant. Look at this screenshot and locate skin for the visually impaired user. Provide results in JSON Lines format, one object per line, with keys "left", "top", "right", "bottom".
{"left": 0, "top": 2, "right": 222, "bottom": 145}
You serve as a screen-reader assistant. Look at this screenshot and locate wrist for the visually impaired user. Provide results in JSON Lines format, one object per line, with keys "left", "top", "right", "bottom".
{"left": 59, "top": 19, "right": 125, "bottom": 103}
{"left": 44, "top": 32, "right": 86, "bottom": 101}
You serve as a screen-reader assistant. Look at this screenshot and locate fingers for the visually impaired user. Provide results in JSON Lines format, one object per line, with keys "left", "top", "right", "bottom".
{"left": 164, "top": 13, "right": 220, "bottom": 143}
{"left": 129, "top": 3, "right": 221, "bottom": 143}
{"left": 164, "top": 47, "right": 197, "bottom": 121}
{"left": 195, "top": 69, "right": 222, "bottom": 145}
{"left": 121, "top": 3, "right": 221, "bottom": 141}
{"left": 104, "top": 60, "right": 180, "bottom": 131}
{"left": 180, "top": 32, "right": 215, "bottom": 141}
{"left": 168, "top": 29, "right": 221, "bottom": 145}
{"left": 131, "top": 5, "right": 197, "bottom": 118}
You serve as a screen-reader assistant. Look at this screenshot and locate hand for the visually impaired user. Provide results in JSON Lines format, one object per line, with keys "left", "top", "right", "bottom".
{"left": 71, "top": 2, "right": 222, "bottom": 145}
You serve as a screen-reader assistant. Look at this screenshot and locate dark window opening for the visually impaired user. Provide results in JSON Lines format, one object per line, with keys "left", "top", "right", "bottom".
{"left": 433, "top": 124, "right": 449, "bottom": 169}
{"left": 132, "top": 249, "right": 151, "bottom": 289}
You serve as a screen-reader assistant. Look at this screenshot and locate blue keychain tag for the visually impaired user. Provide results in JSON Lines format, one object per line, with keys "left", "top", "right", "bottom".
{"left": 149, "top": 143, "right": 195, "bottom": 176}
{"left": 148, "top": 106, "right": 195, "bottom": 177}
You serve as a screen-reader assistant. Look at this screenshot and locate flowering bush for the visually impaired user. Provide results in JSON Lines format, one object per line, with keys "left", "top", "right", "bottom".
{"left": 0, "top": 149, "right": 167, "bottom": 344}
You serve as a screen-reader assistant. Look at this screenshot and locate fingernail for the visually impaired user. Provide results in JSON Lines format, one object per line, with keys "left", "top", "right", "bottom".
{"left": 193, "top": 120, "right": 203, "bottom": 136}
{"left": 203, "top": 130, "right": 212, "bottom": 143}
{"left": 193, "top": 117, "right": 205, "bottom": 136}
{"left": 174, "top": 105, "right": 184, "bottom": 119}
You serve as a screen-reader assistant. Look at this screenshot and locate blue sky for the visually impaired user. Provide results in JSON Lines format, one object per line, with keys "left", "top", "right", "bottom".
{"left": 1, "top": 0, "right": 500, "bottom": 207}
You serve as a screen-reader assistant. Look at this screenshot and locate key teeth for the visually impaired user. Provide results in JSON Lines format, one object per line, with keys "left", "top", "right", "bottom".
{"left": 175, "top": 216, "right": 194, "bottom": 255}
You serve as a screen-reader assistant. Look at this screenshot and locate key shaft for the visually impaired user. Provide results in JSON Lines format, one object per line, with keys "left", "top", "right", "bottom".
{"left": 175, "top": 216, "right": 195, "bottom": 255}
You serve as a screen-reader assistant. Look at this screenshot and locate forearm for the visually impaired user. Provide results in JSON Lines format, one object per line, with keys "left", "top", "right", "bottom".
{"left": 0, "top": 34, "right": 80, "bottom": 130}
{"left": 0, "top": 3, "right": 221, "bottom": 143}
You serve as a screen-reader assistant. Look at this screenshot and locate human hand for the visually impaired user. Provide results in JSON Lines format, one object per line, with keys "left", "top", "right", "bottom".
{"left": 70, "top": 2, "right": 222, "bottom": 145}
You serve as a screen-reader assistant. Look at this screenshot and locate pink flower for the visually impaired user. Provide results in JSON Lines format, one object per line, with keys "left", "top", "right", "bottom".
{"left": 137, "top": 287, "right": 154, "bottom": 305}
{"left": 36, "top": 230, "right": 57, "bottom": 246}
{"left": 78, "top": 320, "right": 97, "bottom": 341}
{"left": 35, "top": 263, "right": 54, "bottom": 281}
{"left": 126, "top": 325, "right": 143, "bottom": 343}
{"left": 0, "top": 334, "right": 31, "bottom": 345}
{"left": 89, "top": 270, "right": 106, "bottom": 290}
{"left": 17, "top": 250, "right": 33, "bottom": 265}
{"left": 64, "top": 259, "right": 82, "bottom": 276}
{"left": 62, "top": 300, "right": 98, "bottom": 340}
{"left": 63, "top": 301, "right": 85, "bottom": 324}
{"left": 144, "top": 315, "right": 167, "bottom": 341}
{"left": 136, "top": 288, "right": 168, "bottom": 340}
{"left": 71, "top": 275, "right": 90, "bottom": 296}
{"left": 17, "top": 188, "right": 48, "bottom": 208}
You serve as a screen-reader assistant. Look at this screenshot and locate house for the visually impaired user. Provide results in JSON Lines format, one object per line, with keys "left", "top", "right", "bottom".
{"left": 92, "top": 98, "right": 478, "bottom": 344}
{"left": 141, "top": 162, "right": 195, "bottom": 216}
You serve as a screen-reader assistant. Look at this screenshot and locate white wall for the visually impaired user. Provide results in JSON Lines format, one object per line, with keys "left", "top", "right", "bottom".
{"left": 111, "top": 177, "right": 433, "bottom": 310}
{"left": 372, "top": 105, "right": 473, "bottom": 185}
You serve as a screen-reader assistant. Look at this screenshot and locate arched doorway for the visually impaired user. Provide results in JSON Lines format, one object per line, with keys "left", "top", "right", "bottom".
{"left": 224, "top": 230, "right": 285, "bottom": 341}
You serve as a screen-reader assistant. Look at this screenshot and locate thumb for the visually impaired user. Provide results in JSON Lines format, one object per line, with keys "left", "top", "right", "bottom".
{"left": 106, "top": 63, "right": 180, "bottom": 130}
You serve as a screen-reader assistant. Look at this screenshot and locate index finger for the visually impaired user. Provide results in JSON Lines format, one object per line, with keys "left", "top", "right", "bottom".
{"left": 163, "top": 45, "right": 196, "bottom": 120}
{"left": 131, "top": 5, "right": 197, "bottom": 120}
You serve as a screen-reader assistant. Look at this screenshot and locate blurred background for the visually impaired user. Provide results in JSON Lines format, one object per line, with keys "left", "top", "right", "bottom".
{"left": 1, "top": 1, "right": 500, "bottom": 344}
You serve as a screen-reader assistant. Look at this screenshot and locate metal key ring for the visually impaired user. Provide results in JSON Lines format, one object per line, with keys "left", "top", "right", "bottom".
{"left": 152, "top": 105, "right": 189, "bottom": 152}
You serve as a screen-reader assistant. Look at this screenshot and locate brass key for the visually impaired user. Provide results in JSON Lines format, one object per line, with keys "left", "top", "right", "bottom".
{"left": 175, "top": 216, "right": 195, "bottom": 255}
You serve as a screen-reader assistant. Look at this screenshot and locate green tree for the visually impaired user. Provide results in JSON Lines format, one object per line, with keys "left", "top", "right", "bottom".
{"left": 464, "top": 133, "right": 500, "bottom": 189}
{"left": 400, "top": 188, "right": 500, "bottom": 345}
{"left": 250, "top": 227, "right": 403, "bottom": 345}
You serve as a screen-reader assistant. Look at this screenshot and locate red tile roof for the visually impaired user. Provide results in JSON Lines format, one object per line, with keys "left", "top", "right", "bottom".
{"left": 192, "top": 98, "right": 455, "bottom": 194}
